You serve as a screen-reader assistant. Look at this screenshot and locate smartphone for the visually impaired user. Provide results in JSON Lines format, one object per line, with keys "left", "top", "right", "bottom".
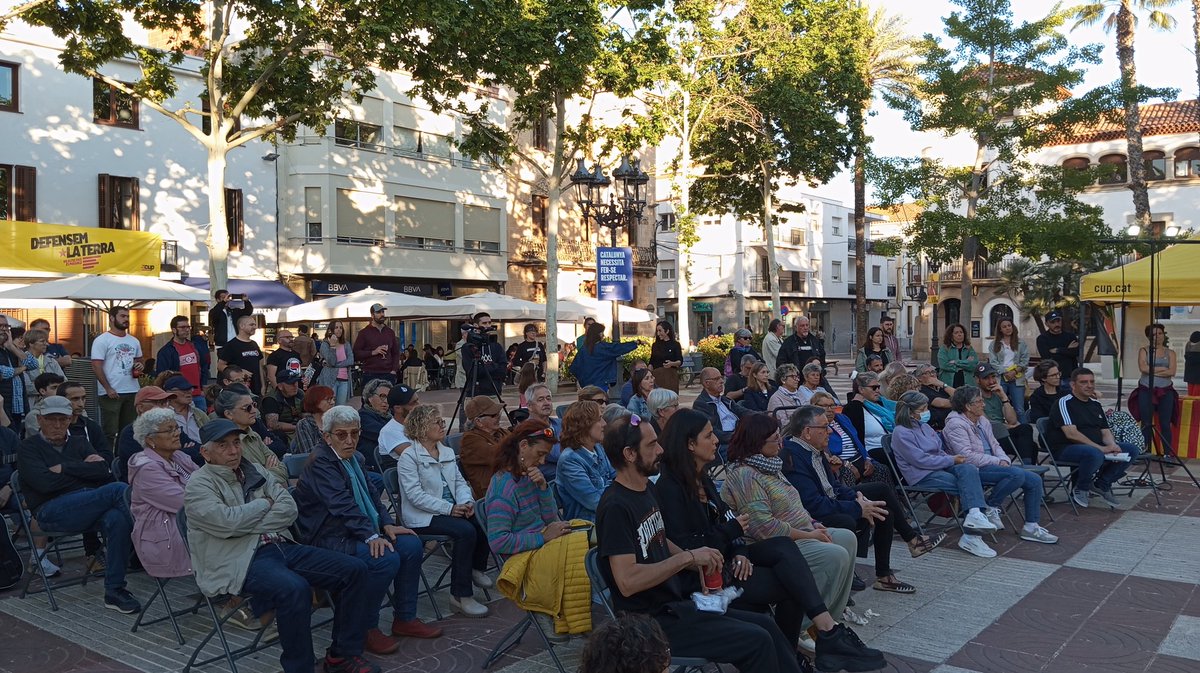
{"left": 569, "top": 522, "right": 594, "bottom": 531}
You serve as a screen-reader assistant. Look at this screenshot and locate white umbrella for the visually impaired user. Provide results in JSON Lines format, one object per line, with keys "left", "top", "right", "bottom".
{"left": 442, "top": 291, "right": 550, "bottom": 321}
{"left": 558, "top": 295, "right": 658, "bottom": 323}
{"left": 0, "top": 274, "right": 210, "bottom": 308}
{"left": 275, "top": 288, "right": 468, "bottom": 323}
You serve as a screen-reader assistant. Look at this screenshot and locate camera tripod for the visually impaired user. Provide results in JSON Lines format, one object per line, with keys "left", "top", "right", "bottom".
{"left": 448, "top": 342, "right": 509, "bottom": 433}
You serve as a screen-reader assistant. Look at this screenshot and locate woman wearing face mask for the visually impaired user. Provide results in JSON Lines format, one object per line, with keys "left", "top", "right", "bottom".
{"left": 888, "top": 391, "right": 1000, "bottom": 559}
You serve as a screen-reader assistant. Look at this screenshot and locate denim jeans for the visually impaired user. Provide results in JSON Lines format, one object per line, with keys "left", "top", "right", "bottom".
{"left": 1002, "top": 380, "right": 1027, "bottom": 423}
{"left": 1137, "top": 386, "right": 1178, "bottom": 450}
{"left": 241, "top": 542, "right": 370, "bottom": 673}
{"left": 977, "top": 465, "right": 1044, "bottom": 524}
{"left": 413, "top": 515, "right": 489, "bottom": 597}
{"left": 35, "top": 482, "right": 132, "bottom": 592}
{"left": 910, "top": 463, "right": 988, "bottom": 512}
{"left": 332, "top": 380, "right": 352, "bottom": 406}
{"left": 1053, "top": 442, "right": 1140, "bottom": 492}
{"left": 351, "top": 534, "right": 423, "bottom": 623}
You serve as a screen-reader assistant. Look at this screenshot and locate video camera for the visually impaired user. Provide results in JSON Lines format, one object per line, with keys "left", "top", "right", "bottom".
{"left": 464, "top": 324, "right": 496, "bottom": 347}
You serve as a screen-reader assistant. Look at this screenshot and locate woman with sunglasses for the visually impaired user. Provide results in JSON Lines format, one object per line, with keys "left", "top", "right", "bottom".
{"left": 809, "top": 391, "right": 888, "bottom": 488}
{"left": 720, "top": 413, "right": 858, "bottom": 633}
{"left": 656, "top": 408, "right": 885, "bottom": 672}
{"left": 294, "top": 405, "right": 443, "bottom": 654}
{"left": 842, "top": 371, "right": 894, "bottom": 465}
{"left": 396, "top": 404, "right": 492, "bottom": 618}
{"left": 486, "top": 419, "right": 593, "bottom": 641}
{"left": 556, "top": 400, "right": 613, "bottom": 521}
{"left": 213, "top": 388, "right": 288, "bottom": 481}
{"left": 460, "top": 396, "right": 510, "bottom": 499}
{"left": 316, "top": 321, "right": 355, "bottom": 405}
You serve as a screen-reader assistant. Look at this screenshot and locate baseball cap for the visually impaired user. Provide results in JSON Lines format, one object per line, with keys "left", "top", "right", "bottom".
{"left": 465, "top": 396, "right": 502, "bottom": 420}
{"left": 38, "top": 396, "right": 72, "bottom": 416}
{"left": 135, "top": 386, "right": 173, "bottom": 405}
{"left": 387, "top": 385, "right": 416, "bottom": 407}
{"left": 974, "top": 363, "right": 998, "bottom": 378}
{"left": 200, "top": 419, "right": 243, "bottom": 444}
{"left": 162, "top": 375, "right": 193, "bottom": 392}
{"left": 734, "top": 328, "right": 753, "bottom": 339}
{"left": 370, "top": 303, "right": 387, "bottom": 314}
{"left": 276, "top": 370, "right": 302, "bottom": 385}
{"left": 1046, "top": 310, "right": 1063, "bottom": 321}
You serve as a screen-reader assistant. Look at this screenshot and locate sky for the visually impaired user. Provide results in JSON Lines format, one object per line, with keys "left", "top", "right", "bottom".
{"left": 814, "top": 0, "right": 1199, "bottom": 205}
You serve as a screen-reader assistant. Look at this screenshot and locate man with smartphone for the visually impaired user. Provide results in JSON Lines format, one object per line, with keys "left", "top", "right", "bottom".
{"left": 353, "top": 304, "right": 400, "bottom": 387}
{"left": 208, "top": 289, "right": 254, "bottom": 349}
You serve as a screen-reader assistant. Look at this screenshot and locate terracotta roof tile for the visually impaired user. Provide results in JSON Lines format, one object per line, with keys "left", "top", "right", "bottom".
{"left": 1045, "top": 99, "right": 1200, "bottom": 146}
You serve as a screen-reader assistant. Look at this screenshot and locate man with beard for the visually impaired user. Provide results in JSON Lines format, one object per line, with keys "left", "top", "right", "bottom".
{"left": 353, "top": 304, "right": 400, "bottom": 387}
{"left": 207, "top": 289, "right": 254, "bottom": 349}
{"left": 218, "top": 316, "right": 265, "bottom": 395}
{"left": 595, "top": 417, "right": 804, "bottom": 673}
{"left": 461, "top": 312, "right": 505, "bottom": 397}
{"left": 90, "top": 306, "right": 144, "bottom": 445}
{"left": 879, "top": 316, "right": 902, "bottom": 363}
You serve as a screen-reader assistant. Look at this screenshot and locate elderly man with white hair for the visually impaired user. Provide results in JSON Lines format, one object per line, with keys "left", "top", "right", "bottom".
{"left": 294, "top": 406, "right": 443, "bottom": 655}
{"left": 184, "top": 418, "right": 379, "bottom": 673}
{"left": 645, "top": 388, "right": 679, "bottom": 435}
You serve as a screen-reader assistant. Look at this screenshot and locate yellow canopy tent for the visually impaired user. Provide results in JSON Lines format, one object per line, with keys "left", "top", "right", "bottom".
{"left": 1080, "top": 244, "right": 1200, "bottom": 305}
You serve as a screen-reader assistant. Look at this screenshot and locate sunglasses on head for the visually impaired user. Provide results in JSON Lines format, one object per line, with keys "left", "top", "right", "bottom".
{"left": 525, "top": 426, "right": 557, "bottom": 442}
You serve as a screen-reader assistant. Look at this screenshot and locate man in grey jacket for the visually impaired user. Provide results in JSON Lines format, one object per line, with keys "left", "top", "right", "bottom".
{"left": 184, "top": 419, "right": 379, "bottom": 673}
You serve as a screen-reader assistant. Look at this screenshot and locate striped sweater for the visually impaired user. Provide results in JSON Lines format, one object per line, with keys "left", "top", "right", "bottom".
{"left": 484, "top": 470, "right": 559, "bottom": 556}
{"left": 721, "top": 462, "right": 814, "bottom": 541}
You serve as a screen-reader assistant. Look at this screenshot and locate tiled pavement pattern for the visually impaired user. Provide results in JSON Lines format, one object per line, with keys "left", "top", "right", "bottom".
{"left": 2, "top": 371, "right": 1200, "bottom": 673}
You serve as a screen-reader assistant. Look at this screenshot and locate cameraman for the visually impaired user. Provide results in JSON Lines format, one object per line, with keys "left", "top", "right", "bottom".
{"left": 207, "top": 289, "right": 254, "bottom": 349}
{"left": 461, "top": 312, "right": 505, "bottom": 396}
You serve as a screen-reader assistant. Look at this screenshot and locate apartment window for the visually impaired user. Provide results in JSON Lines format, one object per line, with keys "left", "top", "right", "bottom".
{"left": 831, "top": 217, "right": 842, "bottom": 236}
{"left": 831, "top": 261, "right": 842, "bottom": 282}
{"left": 98, "top": 174, "right": 139, "bottom": 230}
{"left": 533, "top": 109, "right": 550, "bottom": 151}
{"left": 531, "top": 195, "right": 548, "bottom": 237}
{"left": 1174, "top": 148, "right": 1200, "bottom": 179}
{"left": 872, "top": 265, "right": 881, "bottom": 284}
{"left": 334, "top": 119, "right": 382, "bottom": 149}
{"left": 395, "top": 195, "right": 453, "bottom": 250}
{"left": 1144, "top": 151, "right": 1166, "bottom": 181}
{"left": 464, "top": 204, "right": 502, "bottom": 253}
{"left": 659, "top": 264, "right": 676, "bottom": 281}
{"left": 1062, "top": 157, "right": 1090, "bottom": 184}
{"left": 658, "top": 212, "right": 676, "bottom": 232}
{"left": 393, "top": 126, "right": 452, "bottom": 158}
{"left": 201, "top": 99, "right": 241, "bottom": 138}
{"left": 93, "top": 79, "right": 139, "bottom": 128}
{"left": 1098, "top": 154, "right": 1127, "bottom": 185}
{"left": 0, "top": 62, "right": 17, "bottom": 113}
{"left": 225, "top": 188, "right": 244, "bottom": 251}
{"left": 0, "top": 164, "right": 36, "bottom": 221}
{"left": 304, "top": 187, "right": 322, "bottom": 242}
{"left": 335, "top": 188, "right": 386, "bottom": 246}
{"left": 790, "top": 228, "right": 805, "bottom": 245}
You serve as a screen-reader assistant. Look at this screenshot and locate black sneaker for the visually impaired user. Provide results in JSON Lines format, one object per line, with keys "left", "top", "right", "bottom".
{"left": 323, "top": 653, "right": 381, "bottom": 673}
{"left": 851, "top": 574, "right": 866, "bottom": 592}
{"left": 104, "top": 588, "right": 141, "bottom": 614}
{"left": 815, "top": 624, "right": 887, "bottom": 672}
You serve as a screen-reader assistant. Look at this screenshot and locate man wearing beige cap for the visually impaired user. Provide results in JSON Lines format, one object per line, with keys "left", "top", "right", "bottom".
{"left": 114, "top": 386, "right": 176, "bottom": 481}
{"left": 459, "top": 396, "right": 509, "bottom": 498}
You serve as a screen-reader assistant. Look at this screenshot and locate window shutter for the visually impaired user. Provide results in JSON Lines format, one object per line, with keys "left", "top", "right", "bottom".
{"left": 13, "top": 165, "right": 35, "bottom": 222}
{"left": 98, "top": 174, "right": 111, "bottom": 229}
{"left": 225, "top": 188, "right": 244, "bottom": 251}
{"left": 130, "top": 177, "right": 140, "bottom": 231}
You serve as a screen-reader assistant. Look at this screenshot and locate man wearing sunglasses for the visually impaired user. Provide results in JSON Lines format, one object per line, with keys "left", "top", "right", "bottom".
{"left": 595, "top": 416, "right": 803, "bottom": 673}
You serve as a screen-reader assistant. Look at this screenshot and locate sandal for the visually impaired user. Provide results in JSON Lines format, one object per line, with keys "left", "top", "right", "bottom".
{"left": 873, "top": 575, "right": 916, "bottom": 594}
{"left": 908, "top": 532, "right": 947, "bottom": 558}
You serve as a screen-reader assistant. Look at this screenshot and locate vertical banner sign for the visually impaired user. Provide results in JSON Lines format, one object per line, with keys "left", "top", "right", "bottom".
{"left": 597, "top": 247, "right": 634, "bottom": 301}
{"left": 1, "top": 220, "right": 162, "bottom": 276}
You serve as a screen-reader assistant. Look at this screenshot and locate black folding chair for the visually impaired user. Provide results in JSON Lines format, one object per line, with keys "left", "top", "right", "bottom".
{"left": 127, "top": 488, "right": 202, "bottom": 645}
{"left": 879, "top": 435, "right": 962, "bottom": 536}
{"left": 9, "top": 471, "right": 98, "bottom": 610}
{"left": 1034, "top": 418, "right": 1081, "bottom": 516}
{"left": 382, "top": 467, "right": 452, "bottom": 620}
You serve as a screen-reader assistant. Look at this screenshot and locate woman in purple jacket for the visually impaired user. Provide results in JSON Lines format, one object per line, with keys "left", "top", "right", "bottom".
{"left": 128, "top": 407, "right": 198, "bottom": 579}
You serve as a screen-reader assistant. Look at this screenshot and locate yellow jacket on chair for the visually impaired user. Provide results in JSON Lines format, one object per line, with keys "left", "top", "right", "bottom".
{"left": 496, "top": 526, "right": 592, "bottom": 635}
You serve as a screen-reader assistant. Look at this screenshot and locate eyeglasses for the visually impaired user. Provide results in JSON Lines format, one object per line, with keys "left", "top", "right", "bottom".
{"left": 238, "top": 403, "right": 257, "bottom": 412}
{"left": 805, "top": 424, "right": 830, "bottom": 432}
{"left": 329, "top": 429, "right": 361, "bottom": 441}
{"left": 866, "top": 385, "right": 881, "bottom": 390}
{"left": 818, "top": 404, "right": 836, "bottom": 410}
{"left": 152, "top": 427, "right": 182, "bottom": 436}
{"left": 478, "top": 413, "right": 498, "bottom": 419}
{"left": 590, "top": 396, "right": 609, "bottom": 403}
{"left": 783, "top": 374, "right": 800, "bottom": 380}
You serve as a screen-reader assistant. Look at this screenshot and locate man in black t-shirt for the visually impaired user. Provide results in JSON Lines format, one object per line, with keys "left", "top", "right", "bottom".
{"left": 265, "top": 329, "right": 302, "bottom": 389}
{"left": 510, "top": 323, "right": 547, "bottom": 380}
{"left": 217, "top": 316, "right": 265, "bottom": 395}
{"left": 595, "top": 418, "right": 803, "bottom": 673}
{"left": 1045, "top": 368, "right": 1139, "bottom": 509}
{"left": 1036, "top": 311, "right": 1078, "bottom": 392}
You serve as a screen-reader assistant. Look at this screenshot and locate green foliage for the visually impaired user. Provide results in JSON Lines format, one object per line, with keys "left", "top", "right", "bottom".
{"left": 996, "top": 249, "right": 1130, "bottom": 330}
{"left": 618, "top": 336, "right": 655, "bottom": 370}
{"left": 697, "top": 334, "right": 735, "bottom": 369}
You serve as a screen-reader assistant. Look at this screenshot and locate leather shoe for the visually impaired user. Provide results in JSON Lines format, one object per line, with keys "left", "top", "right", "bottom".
{"left": 364, "top": 628, "right": 399, "bottom": 655}
{"left": 391, "top": 618, "right": 443, "bottom": 639}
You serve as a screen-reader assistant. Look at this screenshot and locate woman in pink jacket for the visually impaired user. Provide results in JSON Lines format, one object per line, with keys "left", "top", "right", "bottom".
{"left": 941, "top": 386, "right": 1057, "bottom": 545}
{"left": 128, "top": 407, "right": 199, "bottom": 578}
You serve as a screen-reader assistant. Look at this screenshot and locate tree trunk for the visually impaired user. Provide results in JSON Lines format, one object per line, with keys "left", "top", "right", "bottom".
{"left": 675, "top": 93, "right": 692, "bottom": 349}
{"left": 853, "top": 125, "right": 868, "bottom": 344}
{"left": 1117, "top": 3, "right": 1152, "bottom": 231}
{"left": 206, "top": 147, "right": 230, "bottom": 291}
{"left": 1194, "top": 0, "right": 1200, "bottom": 104}
{"left": 960, "top": 139, "right": 988, "bottom": 336}
{"left": 761, "top": 159, "right": 780, "bottom": 326}
{"left": 544, "top": 93, "right": 566, "bottom": 393}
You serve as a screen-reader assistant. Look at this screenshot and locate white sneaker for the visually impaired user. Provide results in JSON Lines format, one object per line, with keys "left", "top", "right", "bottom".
{"left": 36, "top": 555, "right": 61, "bottom": 578}
{"left": 472, "top": 570, "right": 494, "bottom": 589}
{"left": 1019, "top": 525, "right": 1059, "bottom": 544}
{"left": 963, "top": 509, "right": 998, "bottom": 533}
{"left": 449, "top": 595, "right": 489, "bottom": 618}
{"left": 984, "top": 507, "right": 1004, "bottom": 531}
{"left": 957, "top": 535, "right": 997, "bottom": 558}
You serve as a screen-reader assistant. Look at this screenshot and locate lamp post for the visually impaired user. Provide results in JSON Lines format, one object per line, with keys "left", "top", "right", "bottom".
{"left": 570, "top": 155, "right": 649, "bottom": 385}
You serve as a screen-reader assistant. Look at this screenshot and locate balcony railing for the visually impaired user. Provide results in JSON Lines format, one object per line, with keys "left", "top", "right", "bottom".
{"left": 513, "top": 240, "right": 657, "bottom": 269}
{"left": 847, "top": 239, "right": 881, "bottom": 256}
{"left": 288, "top": 236, "right": 503, "bottom": 256}
{"left": 747, "top": 274, "right": 806, "bottom": 294}
{"left": 938, "top": 257, "right": 1020, "bottom": 282}
{"left": 291, "top": 135, "right": 499, "bottom": 171}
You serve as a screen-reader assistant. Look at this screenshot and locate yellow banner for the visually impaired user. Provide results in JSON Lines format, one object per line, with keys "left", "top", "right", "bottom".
{"left": 1, "top": 220, "right": 161, "bottom": 276}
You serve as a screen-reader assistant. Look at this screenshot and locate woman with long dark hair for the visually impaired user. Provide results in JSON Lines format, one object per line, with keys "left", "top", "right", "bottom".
{"left": 569, "top": 322, "right": 639, "bottom": 390}
{"left": 989, "top": 318, "right": 1029, "bottom": 422}
{"left": 937, "top": 323, "right": 977, "bottom": 387}
{"left": 1135, "top": 322, "right": 1179, "bottom": 450}
{"left": 656, "top": 408, "right": 884, "bottom": 671}
{"left": 316, "top": 320, "right": 354, "bottom": 405}
{"left": 649, "top": 320, "right": 684, "bottom": 393}
{"left": 854, "top": 327, "right": 894, "bottom": 372}
{"left": 627, "top": 368, "right": 656, "bottom": 418}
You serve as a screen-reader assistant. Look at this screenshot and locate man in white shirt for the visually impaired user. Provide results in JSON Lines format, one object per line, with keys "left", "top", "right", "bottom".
{"left": 90, "top": 306, "right": 143, "bottom": 445}
{"left": 377, "top": 385, "right": 419, "bottom": 468}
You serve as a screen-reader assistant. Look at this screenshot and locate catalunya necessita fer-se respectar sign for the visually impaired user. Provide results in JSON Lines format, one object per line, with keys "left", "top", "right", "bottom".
{"left": 596, "top": 246, "right": 633, "bottom": 302}
{"left": 2, "top": 220, "right": 162, "bottom": 276}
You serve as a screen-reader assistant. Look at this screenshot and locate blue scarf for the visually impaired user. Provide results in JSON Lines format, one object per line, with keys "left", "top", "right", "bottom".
{"left": 864, "top": 398, "right": 896, "bottom": 432}
{"left": 341, "top": 456, "right": 380, "bottom": 530}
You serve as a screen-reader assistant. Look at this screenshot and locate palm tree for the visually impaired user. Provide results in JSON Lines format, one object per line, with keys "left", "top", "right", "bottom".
{"left": 1192, "top": 0, "right": 1200, "bottom": 99}
{"left": 853, "top": 7, "right": 918, "bottom": 343}
{"left": 1072, "top": 0, "right": 1179, "bottom": 233}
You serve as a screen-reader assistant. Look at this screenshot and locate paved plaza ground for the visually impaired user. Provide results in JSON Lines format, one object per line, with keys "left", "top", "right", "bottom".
{"left": 1, "top": 367, "right": 1198, "bottom": 673}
